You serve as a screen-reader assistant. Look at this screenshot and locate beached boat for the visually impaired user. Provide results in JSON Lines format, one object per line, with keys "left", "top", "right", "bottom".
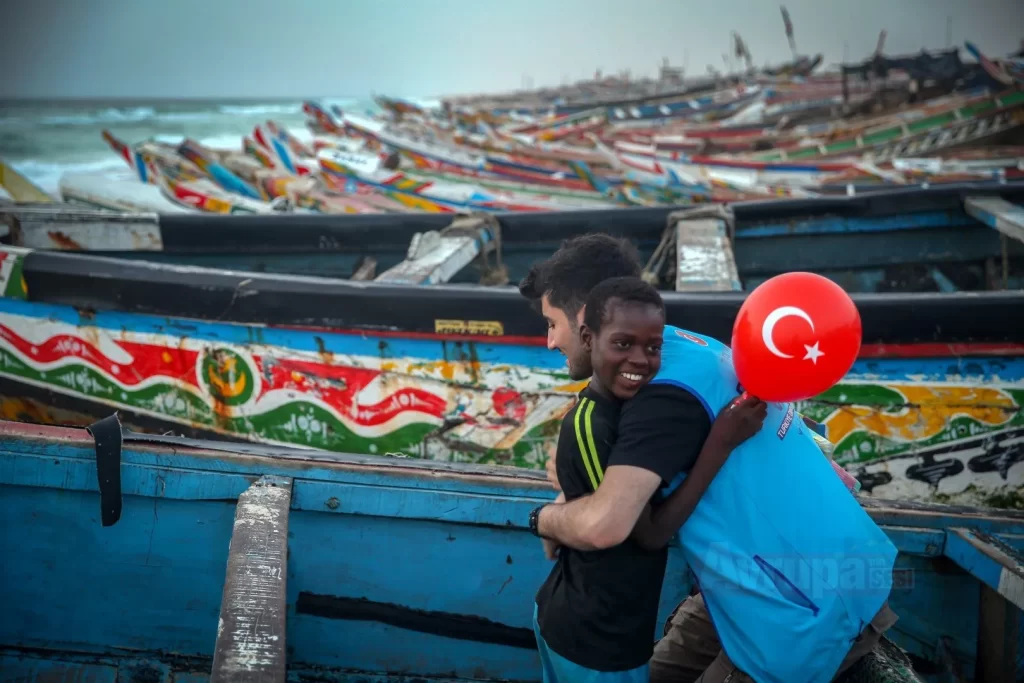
{"left": 0, "top": 189, "right": 1021, "bottom": 508}
{"left": 1, "top": 418, "right": 1022, "bottom": 680}
{"left": 5, "top": 182, "right": 1023, "bottom": 289}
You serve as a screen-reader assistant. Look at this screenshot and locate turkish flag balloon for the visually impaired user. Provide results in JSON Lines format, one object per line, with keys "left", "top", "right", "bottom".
{"left": 732, "top": 272, "right": 861, "bottom": 403}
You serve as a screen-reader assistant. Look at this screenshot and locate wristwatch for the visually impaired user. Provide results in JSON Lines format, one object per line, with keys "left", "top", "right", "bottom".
{"left": 528, "top": 505, "right": 545, "bottom": 537}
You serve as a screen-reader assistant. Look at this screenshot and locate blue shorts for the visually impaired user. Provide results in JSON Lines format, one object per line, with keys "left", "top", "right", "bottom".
{"left": 532, "top": 604, "right": 650, "bottom": 683}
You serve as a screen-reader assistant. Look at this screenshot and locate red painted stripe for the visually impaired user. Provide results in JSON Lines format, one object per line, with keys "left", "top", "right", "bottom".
{"left": 856, "top": 342, "right": 1024, "bottom": 359}
{"left": 271, "top": 325, "right": 1024, "bottom": 358}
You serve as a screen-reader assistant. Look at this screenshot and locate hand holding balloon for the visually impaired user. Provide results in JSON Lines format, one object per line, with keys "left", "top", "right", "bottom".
{"left": 731, "top": 272, "right": 862, "bottom": 403}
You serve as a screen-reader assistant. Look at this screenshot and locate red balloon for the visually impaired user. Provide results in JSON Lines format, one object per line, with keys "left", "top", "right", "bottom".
{"left": 731, "top": 272, "right": 861, "bottom": 403}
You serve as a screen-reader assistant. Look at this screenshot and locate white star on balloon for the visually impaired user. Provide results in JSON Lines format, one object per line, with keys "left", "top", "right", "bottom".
{"left": 803, "top": 341, "right": 824, "bottom": 364}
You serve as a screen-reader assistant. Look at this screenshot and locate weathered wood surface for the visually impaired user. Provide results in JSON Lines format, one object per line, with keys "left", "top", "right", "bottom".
{"left": 965, "top": 195, "right": 1024, "bottom": 244}
{"left": 210, "top": 475, "right": 292, "bottom": 683}
{"left": 672, "top": 216, "right": 741, "bottom": 291}
{"left": 374, "top": 214, "right": 496, "bottom": 285}
{"left": 0, "top": 205, "right": 164, "bottom": 251}
{"left": 944, "top": 527, "right": 1024, "bottom": 611}
{"left": 5, "top": 418, "right": 1024, "bottom": 680}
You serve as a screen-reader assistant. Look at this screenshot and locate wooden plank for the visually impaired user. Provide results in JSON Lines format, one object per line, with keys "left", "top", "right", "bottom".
{"left": 672, "top": 216, "right": 741, "bottom": 291}
{"left": 0, "top": 205, "right": 164, "bottom": 251}
{"left": 965, "top": 195, "right": 1024, "bottom": 244}
{"left": 374, "top": 214, "right": 495, "bottom": 285}
{"left": 975, "top": 583, "right": 1020, "bottom": 683}
{"left": 944, "top": 527, "right": 1024, "bottom": 611}
{"left": 210, "top": 475, "right": 292, "bottom": 683}
{"left": 350, "top": 255, "right": 377, "bottom": 281}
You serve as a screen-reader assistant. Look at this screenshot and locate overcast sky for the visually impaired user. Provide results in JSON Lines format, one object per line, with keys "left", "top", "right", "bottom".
{"left": 2, "top": 0, "right": 1020, "bottom": 99}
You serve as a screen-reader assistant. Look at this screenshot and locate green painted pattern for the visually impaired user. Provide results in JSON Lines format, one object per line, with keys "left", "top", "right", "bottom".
{"left": 4, "top": 341, "right": 1020, "bottom": 475}
{"left": 799, "top": 384, "right": 1024, "bottom": 466}
{"left": 2, "top": 257, "right": 26, "bottom": 300}
{"left": 1, "top": 349, "right": 442, "bottom": 456}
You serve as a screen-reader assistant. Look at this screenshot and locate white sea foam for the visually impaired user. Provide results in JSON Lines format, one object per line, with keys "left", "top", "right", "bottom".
{"left": 9, "top": 157, "right": 128, "bottom": 193}
{"left": 219, "top": 103, "right": 303, "bottom": 117}
{"left": 0, "top": 97, "right": 378, "bottom": 192}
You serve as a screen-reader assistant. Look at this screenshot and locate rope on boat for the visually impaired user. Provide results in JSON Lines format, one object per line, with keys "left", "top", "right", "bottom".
{"left": 643, "top": 204, "right": 736, "bottom": 287}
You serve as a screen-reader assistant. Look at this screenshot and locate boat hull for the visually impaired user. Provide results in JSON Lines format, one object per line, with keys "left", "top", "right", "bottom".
{"left": 1, "top": 421, "right": 1023, "bottom": 680}
{"left": 0, "top": 273, "right": 1021, "bottom": 508}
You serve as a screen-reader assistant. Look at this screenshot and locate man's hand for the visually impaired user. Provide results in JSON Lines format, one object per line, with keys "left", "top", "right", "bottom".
{"left": 708, "top": 394, "right": 767, "bottom": 453}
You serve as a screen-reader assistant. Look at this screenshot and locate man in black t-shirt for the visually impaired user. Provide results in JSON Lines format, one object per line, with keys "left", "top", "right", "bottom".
{"left": 532, "top": 277, "right": 676, "bottom": 680}
{"left": 528, "top": 273, "right": 766, "bottom": 682}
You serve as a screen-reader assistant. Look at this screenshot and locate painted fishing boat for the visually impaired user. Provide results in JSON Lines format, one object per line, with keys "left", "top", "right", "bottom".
{"left": 59, "top": 171, "right": 194, "bottom": 214}
{"left": 0, "top": 186, "right": 1021, "bottom": 509}
{"left": 318, "top": 149, "right": 617, "bottom": 213}
{"left": 1, "top": 418, "right": 1023, "bottom": 680}
{"left": 4, "top": 182, "right": 1022, "bottom": 286}
{"left": 754, "top": 88, "right": 1024, "bottom": 162}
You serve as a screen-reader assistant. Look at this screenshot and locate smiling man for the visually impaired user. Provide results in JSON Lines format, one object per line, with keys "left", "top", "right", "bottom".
{"left": 520, "top": 233, "right": 899, "bottom": 683}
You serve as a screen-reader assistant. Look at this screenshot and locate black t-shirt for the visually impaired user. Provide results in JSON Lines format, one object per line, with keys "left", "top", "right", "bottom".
{"left": 535, "top": 383, "right": 712, "bottom": 671}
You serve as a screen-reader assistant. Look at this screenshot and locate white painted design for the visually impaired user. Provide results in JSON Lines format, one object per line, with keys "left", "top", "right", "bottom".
{"left": 762, "top": 306, "right": 815, "bottom": 359}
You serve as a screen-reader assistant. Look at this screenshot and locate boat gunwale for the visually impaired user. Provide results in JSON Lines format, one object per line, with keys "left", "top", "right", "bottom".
{"left": 3, "top": 420, "right": 1024, "bottom": 530}
{"left": 0, "top": 419, "right": 555, "bottom": 494}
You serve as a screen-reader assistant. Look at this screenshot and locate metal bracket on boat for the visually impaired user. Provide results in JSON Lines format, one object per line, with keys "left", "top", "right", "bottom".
{"left": 85, "top": 412, "right": 124, "bottom": 527}
{"left": 374, "top": 212, "right": 504, "bottom": 285}
{"left": 644, "top": 205, "right": 741, "bottom": 292}
{"left": 210, "top": 475, "right": 292, "bottom": 683}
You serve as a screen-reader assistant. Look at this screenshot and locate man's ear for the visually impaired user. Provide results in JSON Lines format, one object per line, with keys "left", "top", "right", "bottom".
{"left": 580, "top": 324, "right": 594, "bottom": 352}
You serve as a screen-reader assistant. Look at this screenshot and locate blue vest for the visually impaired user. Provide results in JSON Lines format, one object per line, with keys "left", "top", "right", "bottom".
{"left": 656, "top": 326, "right": 897, "bottom": 683}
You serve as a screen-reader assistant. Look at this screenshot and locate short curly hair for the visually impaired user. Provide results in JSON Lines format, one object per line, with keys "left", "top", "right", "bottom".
{"left": 518, "top": 233, "right": 642, "bottom": 319}
{"left": 583, "top": 277, "right": 664, "bottom": 335}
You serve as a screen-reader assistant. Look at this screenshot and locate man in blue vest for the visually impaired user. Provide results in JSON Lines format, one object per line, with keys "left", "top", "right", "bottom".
{"left": 520, "top": 234, "right": 899, "bottom": 682}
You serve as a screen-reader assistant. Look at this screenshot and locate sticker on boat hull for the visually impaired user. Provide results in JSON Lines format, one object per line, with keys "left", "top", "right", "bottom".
{"left": 434, "top": 319, "right": 504, "bottom": 336}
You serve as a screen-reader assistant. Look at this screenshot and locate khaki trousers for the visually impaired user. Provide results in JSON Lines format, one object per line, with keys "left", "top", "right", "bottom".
{"left": 649, "top": 593, "right": 898, "bottom": 683}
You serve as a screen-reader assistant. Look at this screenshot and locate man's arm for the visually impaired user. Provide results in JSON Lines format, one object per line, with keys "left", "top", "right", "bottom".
{"left": 536, "top": 386, "right": 711, "bottom": 551}
{"left": 537, "top": 465, "right": 663, "bottom": 550}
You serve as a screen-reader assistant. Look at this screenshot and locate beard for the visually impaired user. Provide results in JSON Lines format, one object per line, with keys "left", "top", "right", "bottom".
{"left": 566, "top": 349, "right": 593, "bottom": 381}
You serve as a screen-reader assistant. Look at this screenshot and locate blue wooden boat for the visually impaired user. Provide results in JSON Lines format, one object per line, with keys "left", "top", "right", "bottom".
{"left": 4, "top": 181, "right": 1023, "bottom": 292}
{"left": 0, "top": 183, "right": 1021, "bottom": 509}
{"left": 1, "top": 418, "right": 1023, "bottom": 681}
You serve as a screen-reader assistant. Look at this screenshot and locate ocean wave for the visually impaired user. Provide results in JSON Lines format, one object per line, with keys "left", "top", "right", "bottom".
{"left": 1, "top": 98, "right": 378, "bottom": 192}
{"left": 0, "top": 102, "right": 313, "bottom": 129}
{"left": 9, "top": 129, "right": 266, "bottom": 192}
{"left": 218, "top": 103, "right": 303, "bottom": 116}
{"left": 0, "top": 106, "right": 158, "bottom": 128}
{"left": 9, "top": 157, "right": 128, "bottom": 193}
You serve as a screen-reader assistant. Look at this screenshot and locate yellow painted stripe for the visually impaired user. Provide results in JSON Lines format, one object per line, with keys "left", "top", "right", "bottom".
{"left": 574, "top": 398, "right": 599, "bottom": 491}
{"left": 0, "top": 160, "right": 54, "bottom": 203}
{"left": 582, "top": 400, "right": 604, "bottom": 484}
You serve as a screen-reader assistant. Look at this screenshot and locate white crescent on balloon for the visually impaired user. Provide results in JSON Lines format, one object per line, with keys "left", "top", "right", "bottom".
{"left": 761, "top": 306, "right": 815, "bottom": 359}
